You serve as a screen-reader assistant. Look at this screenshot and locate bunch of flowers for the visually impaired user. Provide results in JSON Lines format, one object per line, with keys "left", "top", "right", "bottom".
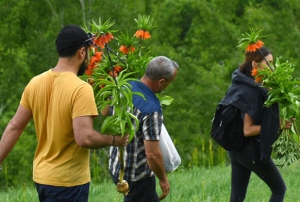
{"left": 252, "top": 58, "right": 300, "bottom": 167}
{"left": 83, "top": 15, "right": 155, "bottom": 138}
{"left": 239, "top": 28, "right": 300, "bottom": 167}
{"left": 81, "top": 15, "right": 172, "bottom": 194}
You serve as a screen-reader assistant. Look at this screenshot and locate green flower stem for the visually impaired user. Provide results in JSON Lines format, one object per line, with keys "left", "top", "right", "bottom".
{"left": 292, "top": 119, "right": 300, "bottom": 141}
{"left": 138, "top": 38, "right": 142, "bottom": 57}
{"left": 119, "top": 146, "right": 125, "bottom": 182}
{"left": 103, "top": 43, "right": 127, "bottom": 183}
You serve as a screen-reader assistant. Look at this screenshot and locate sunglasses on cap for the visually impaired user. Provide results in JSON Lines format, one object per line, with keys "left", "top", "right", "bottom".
{"left": 82, "top": 33, "right": 97, "bottom": 47}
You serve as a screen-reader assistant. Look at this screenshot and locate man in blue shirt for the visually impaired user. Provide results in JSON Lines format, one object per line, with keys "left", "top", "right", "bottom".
{"left": 109, "top": 56, "right": 178, "bottom": 202}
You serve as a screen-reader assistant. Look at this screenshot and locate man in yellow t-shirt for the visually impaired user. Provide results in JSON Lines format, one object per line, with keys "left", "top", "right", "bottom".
{"left": 0, "top": 25, "right": 129, "bottom": 202}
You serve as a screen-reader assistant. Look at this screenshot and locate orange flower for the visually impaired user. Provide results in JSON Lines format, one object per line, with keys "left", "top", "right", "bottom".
{"left": 251, "top": 67, "right": 258, "bottom": 77}
{"left": 119, "top": 45, "right": 127, "bottom": 54}
{"left": 130, "top": 46, "right": 136, "bottom": 53}
{"left": 134, "top": 30, "right": 151, "bottom": 40}
{"left": 106, "top": 33, "right": 114, "bottom": 42}
{"left": 143, "top": 31, "right": 151, "bottom": 39}
{"left": 89, "top": 52, "right": 102, "bottom": 67}
{"left": 255, "top": 76, "right": 263, "bottom": 83}
{"left": 93, "top": 33, "right": 114, "bottom": 48}
{"left": 134, "top": 30, "right": 143, "bottom": 38}
{"left": 90, "top": 56, "right": 98, "bottom": 65}
{"left": 246, "top": 44, "right": 259, "bottom": 52}
{"left": 108, "top": 70, "right": 118, "bottom": 77}
{"left": 86, "top": 51, "right": 103, "bottom": 76}
{"left": 94, "top": 51, "right": 103, "bottom": 61}
{"left": 119, "top": 45, "right": 135, "bottom": 54}
{"left": 93, "top": 37, "right": 104, "bottom": 49}
{"left": 252, "top": 67, "right": 263, "bottom": 83}
{"left": 85, "top": 68, "right": 93, "bottom": 76}
{"left": 246, "top": 40, "right": 264, "bottom": 52}
{"left": 114, "top": 65, "right": 123, "bottom": 73}
{"left": 256, "top": 40, "right": 264, "bottom": 48}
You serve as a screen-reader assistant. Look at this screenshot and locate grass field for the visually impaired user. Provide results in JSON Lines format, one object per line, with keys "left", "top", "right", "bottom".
{"left": 1, "top": 164, "right": 300, "bottom": 202}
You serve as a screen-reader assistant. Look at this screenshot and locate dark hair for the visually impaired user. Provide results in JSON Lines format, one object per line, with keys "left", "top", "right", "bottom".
{"left": 239, "top": 46, "right": 272, "bottom": 77}
{"left": 55, "top": 25, "right": 93, "bottom": 57}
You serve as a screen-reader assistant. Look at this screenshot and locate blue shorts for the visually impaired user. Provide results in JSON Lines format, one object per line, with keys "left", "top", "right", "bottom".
{"left": 35, "top": 182, "right": 90, "bottom": 202}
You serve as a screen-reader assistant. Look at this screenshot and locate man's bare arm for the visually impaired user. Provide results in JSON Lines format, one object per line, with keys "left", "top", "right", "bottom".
{"left": 73, "top": 116, "right": 128, "bottom": 148}
{"left": 0, "top": 105, "right": 32, "bottom": 164}
{"left": 144, "top": 140, "right": 170, "bottom": 200}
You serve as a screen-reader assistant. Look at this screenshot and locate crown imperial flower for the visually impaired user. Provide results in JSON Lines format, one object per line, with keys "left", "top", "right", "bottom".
{"left": 237, "top": 28, "right": 266, "bottom": 52}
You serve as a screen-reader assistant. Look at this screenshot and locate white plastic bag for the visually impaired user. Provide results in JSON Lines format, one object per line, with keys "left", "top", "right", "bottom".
{"left": 159, "top": 123, "right": 181, "bottom": 172}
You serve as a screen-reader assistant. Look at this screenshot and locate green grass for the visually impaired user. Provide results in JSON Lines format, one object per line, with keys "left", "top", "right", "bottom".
{"left": 1, "top": 164, "right": 300, "bottom": 202}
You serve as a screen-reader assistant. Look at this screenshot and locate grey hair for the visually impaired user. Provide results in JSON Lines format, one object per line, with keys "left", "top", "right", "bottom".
{"left": 145, "top": 56, "right": 179, "bottom": 80}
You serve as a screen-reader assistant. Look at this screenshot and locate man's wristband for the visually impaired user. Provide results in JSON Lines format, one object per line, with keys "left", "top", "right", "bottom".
{"left": 112, "top": 136, "right": 115, "bottom": 146}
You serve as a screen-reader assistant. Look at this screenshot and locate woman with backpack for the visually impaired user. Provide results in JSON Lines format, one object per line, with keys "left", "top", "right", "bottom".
{"left": 220, "top": 31, "right": 293, "bottom": 202}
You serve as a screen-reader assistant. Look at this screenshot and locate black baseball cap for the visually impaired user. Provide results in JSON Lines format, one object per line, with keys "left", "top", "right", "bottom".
{"left": 55, "top": 25, "right": 95, "bottom": 50}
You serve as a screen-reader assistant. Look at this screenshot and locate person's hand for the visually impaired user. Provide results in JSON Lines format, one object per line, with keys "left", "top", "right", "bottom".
{"left": 158, "top": 178, "right": 170, "bottom": 200}
{"left": 113, "top": 135, "right": 129, "bottom": 146}
{"left": 282, "top": 118, "right": 296, "bottom": 129}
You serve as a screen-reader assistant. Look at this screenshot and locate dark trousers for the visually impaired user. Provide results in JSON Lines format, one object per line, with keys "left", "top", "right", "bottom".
{"left": 110, "top": 172, "right": 159, "bottom": 202}
{"left": 228, "top": 141, "right": 286, "bottom": 202}
{"left": 35, "top": 182, "right": 90, "bottom": 202}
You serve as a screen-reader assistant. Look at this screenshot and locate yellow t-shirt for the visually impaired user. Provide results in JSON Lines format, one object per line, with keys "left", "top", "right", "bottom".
{"left": 20, "top": 69, "right": 98, "bottom": 186}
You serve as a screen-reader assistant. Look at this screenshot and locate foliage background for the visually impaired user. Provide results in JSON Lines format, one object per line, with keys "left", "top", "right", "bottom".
{"left": 1, "top": 0, "right": 300, "bottom": 188}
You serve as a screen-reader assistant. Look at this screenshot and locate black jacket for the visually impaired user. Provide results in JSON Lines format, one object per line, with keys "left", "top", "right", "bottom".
{"left": 220, "top": 69, "right": 280, "bottom": 162}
